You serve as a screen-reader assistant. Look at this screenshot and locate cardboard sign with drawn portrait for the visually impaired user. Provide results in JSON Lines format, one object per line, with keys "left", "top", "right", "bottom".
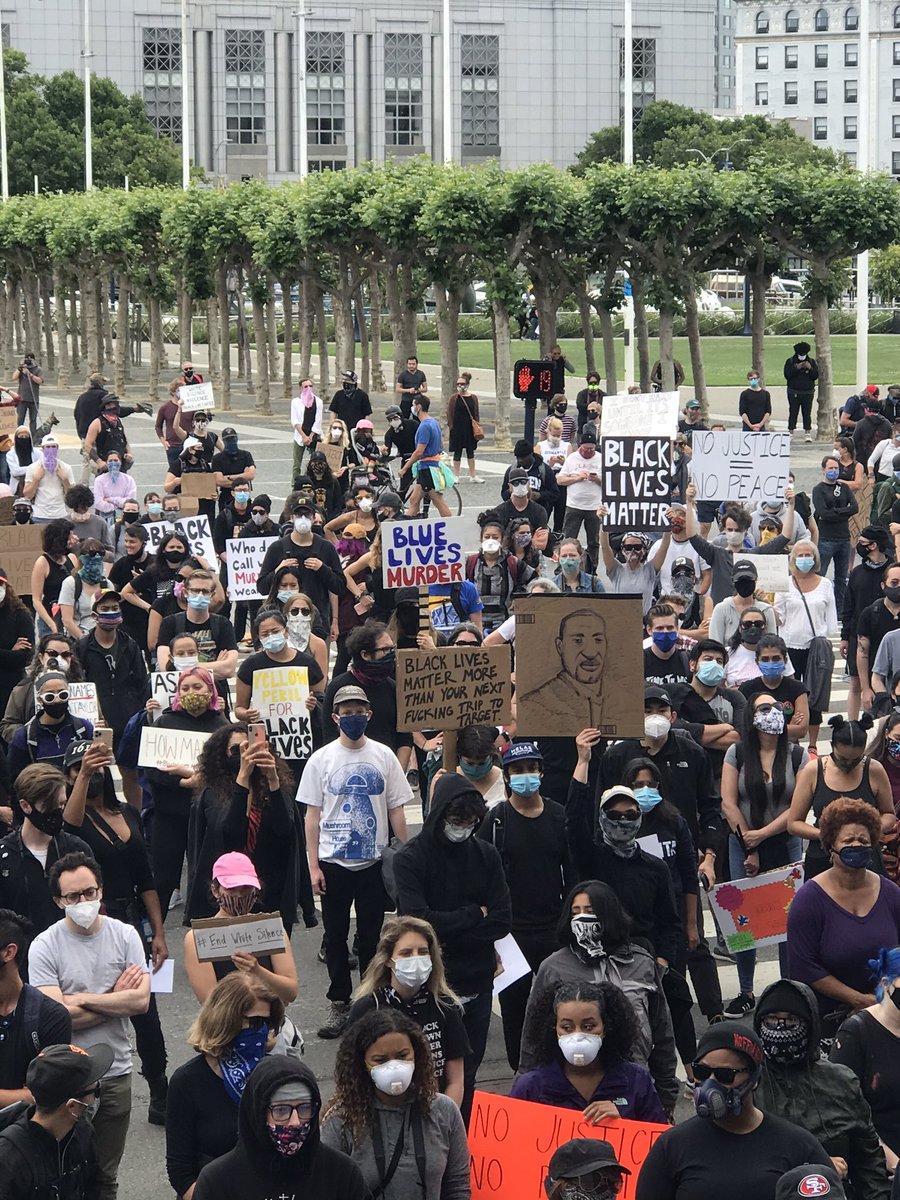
{"left": 514, "top": 594, "right": 645, "bottom": 738}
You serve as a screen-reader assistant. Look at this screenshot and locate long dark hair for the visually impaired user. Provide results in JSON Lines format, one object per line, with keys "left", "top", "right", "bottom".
{"left": 621, "top": 756, "right": 681, "bottom": 829}
{"left": 27, "top": 633, "right": 83, "bottom": 683}
{"left": 556, "top": 880, "right": 632, "bottom": 953}
{"left": 728, "top": 605, "right": 767, "bottom": 653}
{"left": 196, "top": 722, "right": 294, "bottom": 807}
{"left": 534, "top": 980, "right": 638, "bottom": 1070}
{"left": 150, "top": 532, "right": 191, "bottom": 579}
{"left": 741, "top": 693, "right": 790, "bottom": 829}
{"left": 41, "top": 519, "right": 75, "bottom": 559}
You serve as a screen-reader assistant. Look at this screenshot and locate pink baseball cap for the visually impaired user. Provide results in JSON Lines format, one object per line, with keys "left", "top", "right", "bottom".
{"left": 212, "top": 852, "right": 260, "bottom": 890}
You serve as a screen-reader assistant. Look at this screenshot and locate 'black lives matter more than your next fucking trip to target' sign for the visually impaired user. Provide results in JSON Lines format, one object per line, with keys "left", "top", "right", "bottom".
{"left": 601, "top": 437, "right": 672, "bottom": 532}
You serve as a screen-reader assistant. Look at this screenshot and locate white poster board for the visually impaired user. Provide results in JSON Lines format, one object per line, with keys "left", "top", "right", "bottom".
{"left": 191, "top": 913, "right": 286, "bottom": 961}
{"left": 742, "top": 553, "right": 790, "bottom": 593}
{"left": 691, "top": 430, "right": 791, "bottom": 503}
{"left": 178, "top": 381, "right": 215, "bottom": 412}
{"left": 600, "top": 391, "right": 680, "bottom": 438}
{"left": 66, "top": 681, "right": 99, "bottom": 722}
{"left": 150, "top": 671, "right": 179, "bottom": 711}
{"left": 493, "top": 934, "right": 532, "bottom": 997}
{"left": 138, "top": 725, "right": 211, "bottom": 769}
{"left": 145, "top": 515, "right": 217, "bottom": 572}
{"left": 226, "top": 536, "right": 278, "bottom": 601}
{"left": 382, "top": 517, "right": 466, "bottom": 589}
{"left": 251, "top": 664, "right": 312, "bottom": 763}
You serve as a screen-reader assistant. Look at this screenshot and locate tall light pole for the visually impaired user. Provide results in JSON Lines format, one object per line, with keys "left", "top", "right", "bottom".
{"left": 622, "top": 0, "right": 635, "bottom": 387}
{"left": 855, "top": 0, "right": 871, "bottom": 391}
{"left": 0, "top": 11, "right": 8, "bottom": 202}
{"left": 83, "top": 0, "right": 93, "bottom": 189}
{"left": 443, "top": 0, "right": 452, "bottom": 162}
{"left": 180, "top": 0, "right": 191, "bottom": 189}
{"left": 293, "top": 7, "right": 308, "bottom": 177}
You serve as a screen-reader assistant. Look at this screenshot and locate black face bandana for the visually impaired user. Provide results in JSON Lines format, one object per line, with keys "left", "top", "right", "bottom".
{"left": 759, "top": 1018, "right": 809, "bottom": 1065}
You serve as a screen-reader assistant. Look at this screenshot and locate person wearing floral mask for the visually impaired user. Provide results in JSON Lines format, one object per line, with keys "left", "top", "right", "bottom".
{"left": 349, "top": 916, "right": 467, "bottom": 1105}
{"left": 30, "top": 849, "right": 150, "bottom": 1198}
{"left": 511, "top": 980, "right": 666, "bottom": 1124}
{"left": 283, "top": 593, "right": 328, "bottom": 678}
{"left": 7, "top": 670, "right": 96, "bottom": 783}
{"left": 183, "top": 852, "right": 298, "bottom": 1006}
{"left": 321, "top": 1008, "right": 470, "bottom": 1198}
{"left": 191, "top": 1057, "right": 368, "bottom": 1200}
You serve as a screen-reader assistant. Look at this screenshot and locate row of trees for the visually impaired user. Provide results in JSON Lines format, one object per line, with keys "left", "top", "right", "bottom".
{"left": 2, "top": 159, "right": 898, "bottom": 443}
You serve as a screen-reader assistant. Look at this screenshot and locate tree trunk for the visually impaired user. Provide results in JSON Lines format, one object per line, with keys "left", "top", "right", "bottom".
{"left": 114, "top": 273, "right": 129, "bottom": 397}
{"left": 14, "top": 282, "right": 24, "bottom": 356}
{"left": 68, "top": 284, "right": 80, "bottom": 374}
{"left": 40, "top": 276, "right": 55, "bottom": 373}
{"left": 251, "top": 292, "right": 272, "bottom": 415}
{"left": 298, "top": 275, "right": 313, "bottom": 381}
{"left": 80, "top": 271, "right": 101, "bottom": 374}
{"left": 178, "top": 283, "right": 192, "bottom": 365}
{"left": 266, "top": 282, "right": 280, "bottom": 383}
{"left": 575, "top": 285, "right": 597, "bottom": 377}
{"left": 492, "top": 298, "right": 512, "bottom": 451}
{"left": 355, "top": 286, "right": 370, "bottom": 394}
{"left": 315, "top": 289, "right": 330, "bottom": 390}
{"left": 148, "top": 296, "right": 162, "bottom": 402}
{"left": 383, "top": 269, "right": 405, "bottom": 377}
{"left": 399, "top": 263, "right": 418, "bottom": 360}
{"left": 597, "top": 305, "right": 618, "bottom": 395}
{"left": 280, "top": 277, "right": 293, "bottom": 398}
{"left": 22, "top": 274, "right": 40, "bottom": 355}
{"left": 98, "top": 279, "right": 111, "bottom": 367}
{"left": 433, "top": 284, "right": 461, "bottom": 418}
{"left": 236, "top": 282, "right": 253, "bottom": 393}
{"left": 683, "top": 287, "right": 707, "bottom": 411}
{"left": 811, "top": 293, "right": 834, "bottom": 440}
{"left": 533, "top": 279, "right": 558, "bottom": 353}
{"left": 657, "top": 304, "right": 676, "bottom": 392}
{"left": 206, "top": 295, "right": 220, "bottom": 393}
{"left": 0, "top": 279, "right": 9, "bottom": 374}
{"left": 54, "top": 271, "right": 70, "bottom": 388}
{"left": 750, "top": 271, "right": 768, "bottom": 379}
{"left": 332, "top": 268, "right": 356, "bottom": 375}
{"left": 2, "top": 279, "right": 16, "bottom": 372}
{"left": 633, "top": 289, "right": 651, "bottom": 392}
{"left": 216, "top": 269, "right": 232, "bottom": 412}
{"left": 369, "top": 270, "right": 386, "bottom": 393}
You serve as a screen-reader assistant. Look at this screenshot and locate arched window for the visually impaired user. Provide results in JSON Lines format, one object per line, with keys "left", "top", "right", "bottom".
{"left": 894, "top": 3, "right": 900, "bottom": 28}
{"left": 815, "top": 8, "right": 829, "bottom": 31}
{"left": 785, "top": 8, "right": 800, "bottom": 33}
{"left": 845, "top": 6, "right": 859, "bottom": 30}
{"left": 756, "top": 10, "right": 769, "bottom": 33}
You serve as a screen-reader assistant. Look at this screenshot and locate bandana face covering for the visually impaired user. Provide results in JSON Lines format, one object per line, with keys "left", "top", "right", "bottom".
{"left": 221, "top": 1024, "right": 268, "bottom": 1105}
{"left": 759, "top": 1018, "right": 809, "bottom": 1066}
{"left": 598, "top": 810, "right": 641, "bottom": 857}
{"left": 570, "top": 915, "right": 605, "bottom": 958}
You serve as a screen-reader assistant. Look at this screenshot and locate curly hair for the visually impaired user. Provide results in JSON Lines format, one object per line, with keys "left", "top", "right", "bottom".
{"left": 196, "top": 721, "right": 294, "bottom": 805}
{"left": 818, "top": 796, "right": 882, "bottom": 855}
{"left": 534, "top": 980, "right": 638, "bottom": 1070}
{"left": 41, "top": 519, "right": 75, "bottom": 558}
{"left": 346, "top": 620, "right": 389, "bottom": 660}
{"left": 323, "top": 1009, "right": 437, "bottom": 1143}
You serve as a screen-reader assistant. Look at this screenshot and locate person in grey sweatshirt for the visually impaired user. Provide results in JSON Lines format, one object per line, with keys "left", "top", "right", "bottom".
{"left": 321, "top": 1008, "right": 470, "bottom": 1200}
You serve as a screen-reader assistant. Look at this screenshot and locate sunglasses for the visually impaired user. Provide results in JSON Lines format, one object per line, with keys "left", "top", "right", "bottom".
{"left": 623, "top": 545, "right": 643, "bottom": 553}
{"left": 242, "top": 1015, "right": 269, "bottom": 1030}
{"left": 741, "top": 621, "right": 766, "bottom": 631}
{"left": 691, "top": 1062, "right": 750, "bottom": 1085}
{"left": 760, "top": 1013, "right": 802, "bottom": 1030}
{"left": 604, "top": 808, "right": 640, "bottom": 823}
{"left": 38, "top": 690, "right": 69, "bottom": 703}
{"left": 290, "top": 608, "right": 313, "bottom": 617}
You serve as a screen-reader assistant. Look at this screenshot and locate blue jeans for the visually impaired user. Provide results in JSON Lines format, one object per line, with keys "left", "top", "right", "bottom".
{"left": 728, "top": 833, "right": 803, "bottom": 995}
{"left": 817, "top": 538, "right": 851, "bottom": 620}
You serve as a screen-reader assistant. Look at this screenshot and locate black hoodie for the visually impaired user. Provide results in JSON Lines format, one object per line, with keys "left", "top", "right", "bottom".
{"left": 393, "top": 774, "right": 512, "bottom": 996}
{"left": 192, "top": 1058, "right": 369, "bottom": 1200}
{"left": 754, "top": 979, "right": 890, "bottom": 1200}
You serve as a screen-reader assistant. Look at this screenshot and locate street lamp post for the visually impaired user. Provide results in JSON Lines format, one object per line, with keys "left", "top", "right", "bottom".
{"left": 686, "top": 144, "right": 750, "bottom": 335}
{"left": 443, "top": 0, "right": 452, "bottom": 163}
{"left": 856, "top": 0, "right": 871, "bottom": 391}
{"left": 293, "top": 7, "right": 308, "bottom": 178}
{"left": 622, "top": 0, "right": 635, "bottom": 387}
{"left": 83, "top": 0, "right": 93, "bottom": 190}
{"left": 0, "top": 9, "right": 8, "bottom": 202}
{"left": 180, "top": 0, "right": 191, "bottom": 189}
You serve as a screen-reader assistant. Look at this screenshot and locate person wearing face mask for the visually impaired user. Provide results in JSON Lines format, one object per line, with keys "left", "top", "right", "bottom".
{"left": 257, "top": 500, "right": 344, "bottom": 642}
{"left": 322, "top": 1008, "right": 470, "bottom": 1200}
{"left": 868, "top": 564, "right": 900, "bottom": 706}
{"left": 739, "top": 370, "right": 772, "bottom": 432}
{"left": 813, "top": 454, "right": 859, "bottom": 619}
{"left": 166, "top": 974, "right": 285, "bottom": 1200}
{"left": 121, "top": 536, "right": 198, "bottom": 649}
{"left": 599, "top": 526, "right": 671, "bottom": 612}
{"left": 349, "top": 916, "right": 469, "bottom": 1105}
{"left": 447, "top": 723, "right": 505, "bottom": 806}
{"left": 172, "top": 406, "right": 222, "bottom": 466}
{"left": 23, "top": 436, "right": 76, "bottom": 524}
{"left": 784, "top": 341, "right": 819, "bottom": 440}
{"left": 1, "top": 635, "right": 83, "bottom": 749}
{"left": 83, "top": 397, "right": 133, "bottom": 476}
{"left": 156, "top": 570, "right": 239, "bottom": 712}
{"left": 494, "top": 467, "right": 552, "bottom": 554}
{"left": 476, "top": 741, "right": 574, "bottom": 1071}
{"left": 752, "top": 979, "right": 891, "bottom": 1200}
{"left": 558, "top": 429, "right": 604, "bottom": 572}
{"left": 183, "top": 852, "right": 298, "bottom": 1006}
{"left": 212, "top": 432, "right": 256, "bottom": 513}
{"left": 29, "top": 851, "right": 150, "bottom": 1200}
{"left": 300, "top": 685, "right": 411, "bottom": 1039}
{"left": 637, "top": 1023, "right": 830, "bottom": 1200}
{"left": 512, "top": 980, "right": 666, "bottom": 1122}
{"left": 669, "top": 639, "right": 746, "bottom": 779}
{"left": 446, "top": 371, "right": 482, "bottom": 484}
{"left": 659, "top": 503, "right": 712, "bottom": 595}
{"left": 382, "top": 405, "right": 418, "bottom": 488}
{"left": 326, "top": 484, "right": 379, "bottom": 546}
{"left": 107, "top": 524, "right": 151, "bottom": 648}
{"left": 871, "top": 714, "right": 900, "bottom": 882}
{"left": 291, "top": 377, "right": 324, "bottom": 480}
{"left": 725, "top": 605, "right": 779, "bottom": 687}
{"left": 464, "top": 512, "right": 532, "bottom": 633}
{"left": 543, "top": 1138, "right": 630, "bottom": 1200}
{"left": 838, "top": 526, "right": 893, "bottom": 720}
{"left": 575, "top": 373, "right": 606, "bottom": 436}
{"left": 165, "top": 435, "right": 218, "bottom": 526}
{"left": 282, "top": 591, "right": 329, "bottom": 677}
{"left": 63, "top": 487, "right": 114, "bottom": 557}
{"left": 788, "top": 798, "right": 900, "bottom": 1024}
{"left": 0, "top": 1041, "right": 112, "bottom": 1200}
{"left": 555, "top": 537, "right": 605, "bottom": 596}
{"left": 192, "top": 1056, "right": 368, "bottom": 1200}
{"left": 869, "top": 425, "right": 900, "bottom": 490}
{"left": 540, "top": 393, "right": 577, "bottom": 445}
{"left": 741, "top": 633, "right": 810, "bottom": 741}
{"left": 501, "top": 438, "right": 560, "bottom": 513}
{"left": 6, "top": 426, "right": 40, "bottom": 496}
{"left": 644, "top": 603, "right": 692, "bottom": 688}
{"left": 393, "top": 774, "right": 510, "bottom": 1123}
{"left": 322, "top": 621, "right": 413, "bottom": 765}
{"left": 329, "top": 369, "right": 372, "bottom": 432}
{"left": 852, "top": 392, "right": 893, "bottom": 465}
{"left": 7, "top": 671, "right": 95, "bottom": 785}
{"left": 304, "top": 451, "right": 344, "bottom": 520}
{"left": 0, "top": 569, "right": 33, "bottom": 719}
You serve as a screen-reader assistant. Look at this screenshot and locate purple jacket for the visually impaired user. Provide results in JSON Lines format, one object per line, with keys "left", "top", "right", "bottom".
{"left": 509, "top": 1057, "right": 666, "bottom": 1123}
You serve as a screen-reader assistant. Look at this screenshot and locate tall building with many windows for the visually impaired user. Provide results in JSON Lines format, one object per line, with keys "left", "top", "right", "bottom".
{"left": 736, "top": 1, "right": 900, "bottom": 174}
{"left": 10, "top": 0, "right": 722, "bottom": 181}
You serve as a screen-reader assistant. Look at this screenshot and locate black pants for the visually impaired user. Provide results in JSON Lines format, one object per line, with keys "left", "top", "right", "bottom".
{"left": 106, "top": 902, "right": 167, "bottom": 1081}
{"left": 333, "top": 635, "right": 351, "bottom": 678}
{"left": 234, "top": 599, "right": 261, "bottom": 641}
{"left": 498, "top": 930, "right": 557, "bottom": 1072}
{"left": 320, "top": 860, "right": 388, "bottom": 1003}
{"left": 151, "top": 809, "right": 189, "bottom": 919}
{"left": 460, "top": 989, "right": 493, "bottom": 1127}
{"left": 675, "top": 895, "right": 724, "bottom": 1021}
{"left": 787, "top": 390, "right": 814, "bottom": 433}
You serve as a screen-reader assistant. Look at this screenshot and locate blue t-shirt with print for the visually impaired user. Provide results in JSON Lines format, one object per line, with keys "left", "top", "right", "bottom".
{"left": 428, "top": 580, "right": 484, "bottom": 635}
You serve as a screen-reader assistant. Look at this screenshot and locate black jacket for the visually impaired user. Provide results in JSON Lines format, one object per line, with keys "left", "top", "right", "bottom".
{"left": 193, "top": 1058, "right": 368, "bottom": 1200}
{"left": 322, "top": 670, "right": 412, "bottom": 753}
{"left": 812, "top": 480, "right": 859, "bottom": 542}
{"left": 0, "top": 830, "right": 92, "bottom": 935}
{"left": 500, "top": 459, "right": 560, "bottom": 509}
{"left": 783, "top": 354, "right": 819, "bottom": 394}
{"left": 0, "top": 1105, "right": 100, "bottom": 1200}
{"left": 144, "top": 709, "right": 230, "bottom": 816}
{"left": 75, "top": 629, "right": 149, "bottom": 738}
{"left": 755, "top": 979, "right": 890, "bottom": 1200}
{"left": 394, "top": 775, "right": 512, "bottom": 996}
{"left": 256, "top": 533, "right": 345, "bottom": 624}
{"left": 842, "top": 559, "right": 893, "bottom": 638}
{"left": 212, "top": 503, "right": 252, "bottom": 555}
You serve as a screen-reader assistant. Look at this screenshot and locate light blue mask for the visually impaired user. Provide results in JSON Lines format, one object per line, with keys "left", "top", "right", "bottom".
{"left": 234, "top": 491, "right": 250, "bottom": 505}
{"left": 187, "top": 593, "right": 211, "bottom": 611}
{"left": 696, "top": 660, "right": 725, "bottom": 687}
{"left": 634, "top": 786, "right": 662, "bottom": 812}
{"left": 795, "top": 556, "right": 816, "bottom": 574}
{"left": 508, "top": 774, "right": 541, "bottom": 797}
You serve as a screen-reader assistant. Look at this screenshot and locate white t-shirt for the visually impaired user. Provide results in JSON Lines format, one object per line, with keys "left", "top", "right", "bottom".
{"left": 29, "top": 916, "right": 146, "bottom": 1077}
{"left": 26, "top": 460, "right": 76, "bottom": 520}
{"left": 560, "top": 449, "right": 603, "bottom": 510}
{"left": 536, "top": 438, "right": 569, "bottom": 473}
{"left": 290, "top": 392, "right": 323, "bottom": 446}
{"left": 659, "top": 538, "right": 710, "bottom": 595}
{"left": 297, "top": 737, "right": 412, "bottom": 869}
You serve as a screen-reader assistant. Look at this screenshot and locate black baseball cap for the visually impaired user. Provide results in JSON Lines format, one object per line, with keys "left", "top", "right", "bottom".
{"left": 63, "top": 739, "right": 95, "bottom": 769}
{"left": 670, "top": 556, "right": 696, "bottom": 576}
{"left": 221, "top": 427, "right": 237, "bottom": 438}
{"left": 291, "top": 500, "right": 314, "bottom": 515}
{"left": 732, "top": 558, "right": 758, "bottom": 580}
{"left": 580, "top": 428, "right": 598, "bottom": 445}
{"left": 27, "top": 1043, "right": 114, "bottom": 1108}
{"left": 546, "top": 1139, "right": 629, "bottom": 1181}
{"left": 644, "top": 685, "right": 673, "bottom": 706}
{"left": 774, "top": 1165, "right": 846, "bottom": 1200}
{"left": 508, "top": 467, "right": 529, "bottom": 484}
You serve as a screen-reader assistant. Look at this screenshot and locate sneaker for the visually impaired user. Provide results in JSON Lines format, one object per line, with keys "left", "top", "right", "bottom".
{"left": 712, "top": 939, "right": 735, "bottom": 962}
{"left": 683, "top": 1078, "right": 696, "bottom": 1098}
{"left": 406, "top": 768, "right": 419, "bottom": 790}
{"left": 805, "top": 433, "right": 813, "bottom": 442}
{"left": 169, "top": 889, "right": 182, "bottom": 909}
{"left": 469, "top": 476, "right": 484, "bottom": 484}
{"left": 723, "top": 992, "right": 755, "bottom": 1019}
{"left": 147, "top": 1075, "right": 168, "bottom": 1126}
{"left": 318, "top": 1000, "right": 350, "bottom": 1039}
{"left": 707, "top": 1012, "right": 728, "bottom": 1025}
{"left": 316, "top": 947, "right": 326, "bottom": 964}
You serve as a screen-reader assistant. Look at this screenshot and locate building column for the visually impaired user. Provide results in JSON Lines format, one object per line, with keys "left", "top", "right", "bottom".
{"left": 274, "top": 30, "right": 293, "bottom": 172}
{"left": 432, "top": 33, "right": 443, "bottom": 160}
{"left": 354, "top": 32, "right": 371, "bottom": 164}
{"left": 193, "top": 29, "right": 213, "bottom": 172}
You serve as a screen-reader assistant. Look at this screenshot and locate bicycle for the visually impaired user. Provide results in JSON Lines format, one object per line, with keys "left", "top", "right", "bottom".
{"left": 347, "top": 454, "right": 462, "bottom": 518}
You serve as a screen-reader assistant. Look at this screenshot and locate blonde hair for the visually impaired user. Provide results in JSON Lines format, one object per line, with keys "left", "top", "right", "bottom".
{"left": 355, "top": 915, "right": 461, "bottom": 1011}
{"left": 187, "top": 974, "right": 284, "bottom": 1058}
{"left": 284, "top": 591, "right": 318, "bottom": 618}
{"left": 790, "top": 541, "right": 821, "bottom": 572}
{"left": 327, "top": 417, "right": 350, "bottom": 449}
{"left": 546, "top": 417, "right": 563, "bottom": 437}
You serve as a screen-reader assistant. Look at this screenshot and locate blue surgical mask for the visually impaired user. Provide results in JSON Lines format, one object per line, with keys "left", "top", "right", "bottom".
{"left": 825, "top": 468, "right": 840, "bottom": 483}
{"left": 749, "top": 378, "right": 760, "bottom": 389}
{"left": 696, "top": 660, "right": 725, "bottom": 687}
{"left": 758, "top": 660, "right": 785, "bottom": 681}
{"left": 459, "top": 758, "right": 494, "bottom": 780}
{"left": 234, "top": 490, "right": 250, "bottom": 505}
{"left": 107, "top": 461, "right": 120, "bottom": 479}
{"left": 895, "top": 471, "right": 900, "bottom": 482}
{"left": 338, "top": 713, "right": 369, "bottom": 741}
{"left": 148, "top": 502, "right": 163, "bottom": 517}
{"left": 652, "top": 630, "right": 678, "bottom": 653}
{"left": 795, "top": 556, "right": 816, "bottom": 574}
{"left": 187, "top": 593, "right": 211, "bottom": 611}
{"left": 559, "top": 556, "right": 580, "bottom": 574}
{"left": 277, "top": 589, "right": 298, "bottom": 604}
{"left": 634, "top": 786, "right": 662, "bottom": 812}
{"left": 261, "top": 632, "right": 287, "bottom": 653}
{"left": 508, "top": 773, "right": 541, "bottom": 797}
{"left": 837, "top": 845, "right": 874, "bottom": 870}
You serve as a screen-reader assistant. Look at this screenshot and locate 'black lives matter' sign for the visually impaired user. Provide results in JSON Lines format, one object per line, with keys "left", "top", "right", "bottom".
{"left": 601, "top": 437, "right": 672, "bottom": 531}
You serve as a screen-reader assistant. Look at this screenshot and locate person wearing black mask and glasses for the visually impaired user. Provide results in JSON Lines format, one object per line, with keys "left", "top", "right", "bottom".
{"left": 7, "top": 672, "right": 94, "bottom": 784}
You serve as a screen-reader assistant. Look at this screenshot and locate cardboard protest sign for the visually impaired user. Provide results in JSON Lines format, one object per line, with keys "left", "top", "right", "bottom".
{"left": 190, "top": 912, "right": 285, "bottom": 962}
{"left": 600, "top": 391, "right": 679, "bottom": 438}
{"left": 150, "top": 671, "right": 179, "bottom": 712}
{"left": 138, "top": 725, "right": 211, "bottom": 769}
{"left": 742, "top": 552, "right": 790, "bottom": 593}
{"left": 0, "top": 496, "right": 13, "bottom": 525}
{"left": 322, "top": 442, "right": 344, "bottom": 474}
{"left": 469, "top": 1092, "right": 667, "bottom": 1200}
{"left": 226, "top": 536, "right": 278, "bottom": 601}
{"left": 251, "top": 664, "right": 312, "bottom": 762}
{"left": 382, "top": 517, "right": 466, "bottom": 589}
{"left": 514, "top": 595, "right": 644, "bottom": 738}
{"left": 178, "top": 381, "right": 215, "bottom": 412}
{"left": 67, "top": 682, "right": 99, "bottom": 722}
{"left": 691, "top": 430, "right": 791, "bottom": 503}
{"left": 181, "top": 472, "right": 219, "bottom": 499}
{"left": 601, "top": 436, "right": 671, "bottom": 531}
{"left": 0, "top": 406, "right": 18, "bottom": 438}
{"left": 396, "top": 645, "right": 512, "bottom": 731}
{"left": 711, "top": 863, "right": 804, "bottom": 952}
{"left": 0, "top": 525, "right": 44, "bottom": 593}
{"left": 145, "top": 515, "right": 217, "bottom": 571}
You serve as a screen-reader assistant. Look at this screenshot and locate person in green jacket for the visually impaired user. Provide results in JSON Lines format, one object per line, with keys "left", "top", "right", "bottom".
{"left": 754, "top": 978, "right": 891, "bottom": 1200}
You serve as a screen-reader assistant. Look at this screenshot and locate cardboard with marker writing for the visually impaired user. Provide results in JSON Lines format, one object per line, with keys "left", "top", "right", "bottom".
{"left": 514, "top": 594, "right": 644, "bottom": 738}
{"left": 0, "top": 407, "right": 18, "bottom": 439}
{"left": 138, "top": 725, "right": 211, "bottom": 770}
{"left": 691, "top": 430, "right": 791, "bottom": 503}
{"left": 600, "top": 391, "right": 679, "bottom": 438}
{"left": 190, "top": 912, "right": 285, "bottom": 961}
{"left": 396, "top": 645, "right": 512, "bottom": 731}
{"left": 322, "top": 442, "right": 345, "bottom": 474}
{"left": 250, "top": 664, "right": 312, "bottom": 763}
{"left": 0, "top": 524, "right": 44, "bottom": 593}
{"left": 382, "top": 517, "right": 466, "bottom": 590}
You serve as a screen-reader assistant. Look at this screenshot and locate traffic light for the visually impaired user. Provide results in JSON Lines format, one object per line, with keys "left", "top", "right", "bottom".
{"left": 513, "top": 359, "right": 561, "bottom": 402}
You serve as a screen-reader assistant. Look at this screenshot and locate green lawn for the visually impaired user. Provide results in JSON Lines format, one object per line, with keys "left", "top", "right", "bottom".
{"left": 410, "top": 335, "right": 900, "bottom": 388}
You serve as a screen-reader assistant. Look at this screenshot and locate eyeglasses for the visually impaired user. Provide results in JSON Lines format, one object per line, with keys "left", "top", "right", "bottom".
{"left": 268, "top": 1101, "right": 315, "bottom": 1123}
{"left": 691, "top": 1061, "right": 750, "bottom": 1084}
{"left": 760, "top": 1013, "right": 803, "bottom": 1031}
{"left": 242, "top": 1014, "right": 270, "bottom": 1031}
{"left": 604, "top": 809, "right": 640, "bottom": 823}
{"left": 60, "top": 887, "right": 100, "bottom": 905}
{"left": 187, "top": 589, "right": 213, "bottom": 597}
{"left": 38, "top": 691, "right": 69, "bottom": 704}
{"left": 741, "top": 621, "right": 766, "bottom": 631}
{"left": 69, "top": 1086, "right": 101, "bottom": 1111}
{"left": 371, "top": 644, "right": 396, "bottom": 658}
